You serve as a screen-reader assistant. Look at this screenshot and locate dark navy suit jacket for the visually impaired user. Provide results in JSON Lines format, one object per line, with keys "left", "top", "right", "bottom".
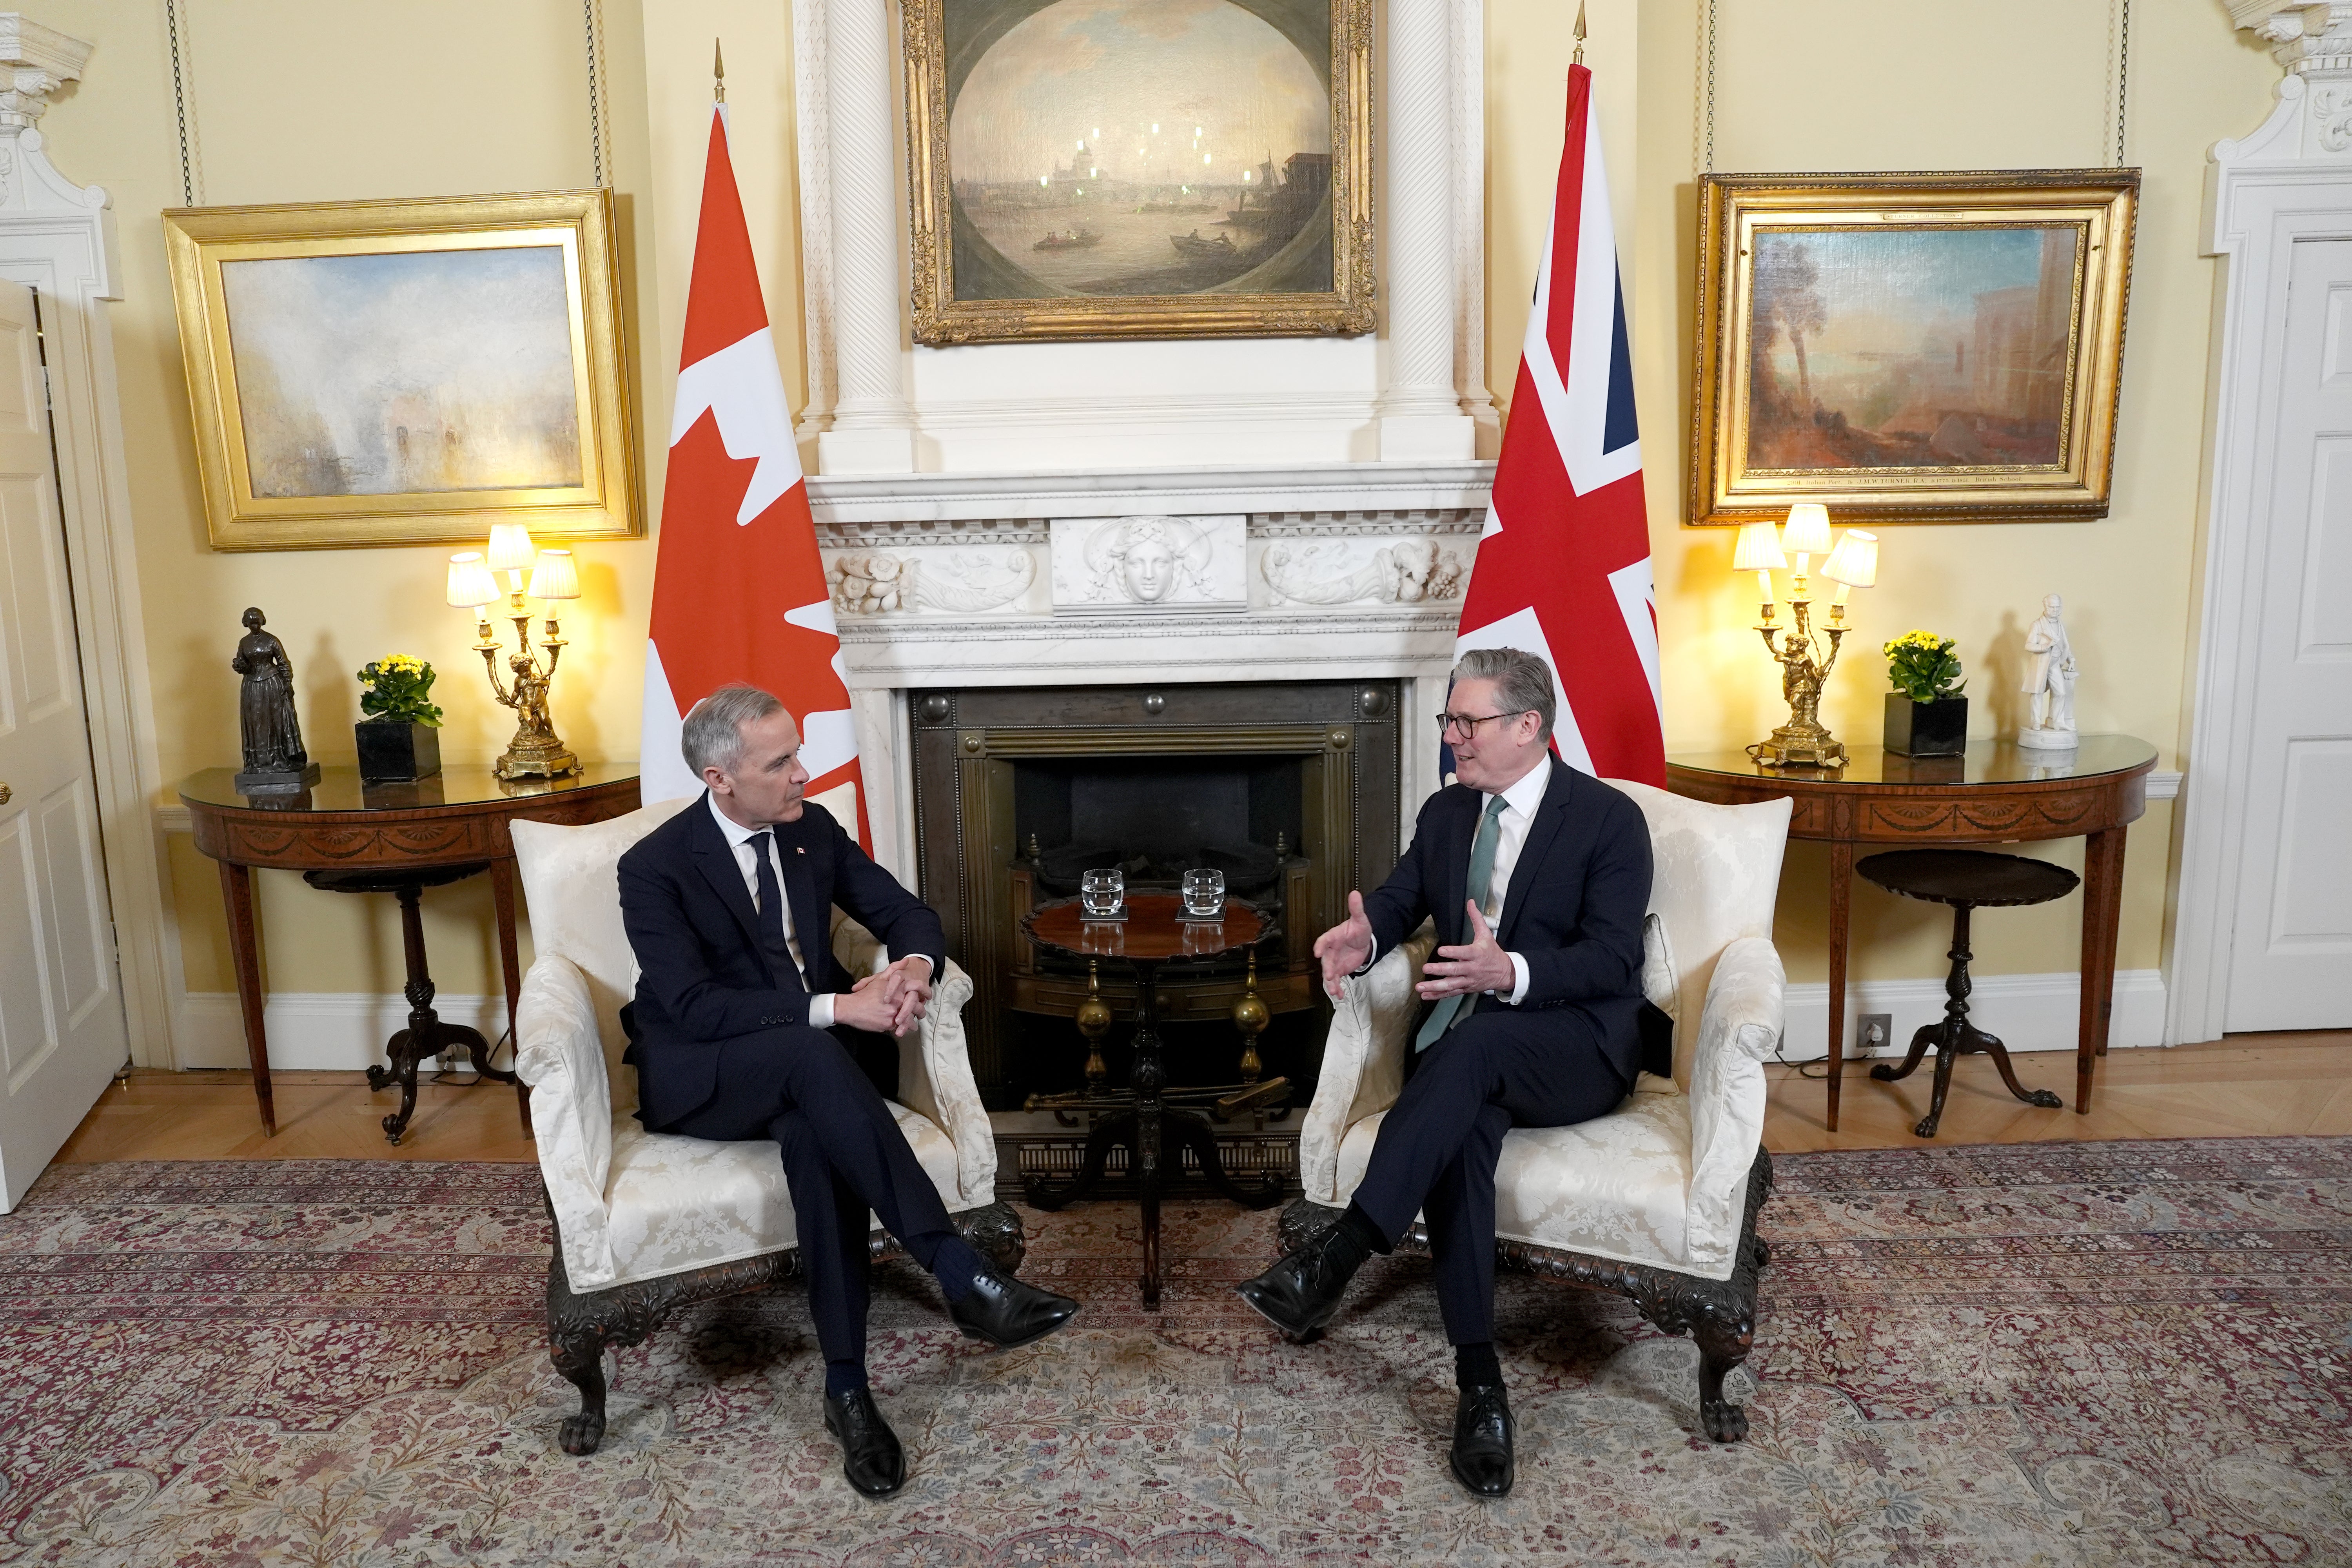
{"left": 1361, "top": 759, "right": 1656, "bottom": 1083}
{"left": 617, "top": 794, "right": 947, "bottom": 1131}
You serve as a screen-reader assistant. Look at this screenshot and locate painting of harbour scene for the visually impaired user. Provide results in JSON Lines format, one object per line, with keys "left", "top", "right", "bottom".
{"left": 1743, "top": 225, "right": 2082, "bottom": 472}
{"left": 944, "top": 0, "right": 1334, "bottom": 300}
{"left": 218, "top": 246, "right": 583, "bottom": 498}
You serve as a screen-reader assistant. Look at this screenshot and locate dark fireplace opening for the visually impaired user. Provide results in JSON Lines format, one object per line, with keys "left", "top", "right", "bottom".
{"left": 910, "top": 679, "right": 1401, "bottom": 1108}
{"left": 1014, "top": 754, "right": 1302, "bottom": 902}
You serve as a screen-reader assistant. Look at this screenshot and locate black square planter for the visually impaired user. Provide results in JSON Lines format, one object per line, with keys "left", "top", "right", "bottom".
{"left": 356, "top": 720, "right": 442, "bottom": 782}
{"left": 1884, "top": 694, "right": 1967, "bottom": 757}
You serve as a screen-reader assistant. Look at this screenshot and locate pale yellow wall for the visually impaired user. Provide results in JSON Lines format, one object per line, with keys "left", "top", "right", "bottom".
{"left": 40, "top": 0, "right": 660, "bottom": 997}
{"left": 1490, "top": 0, "right": 2278, "bottom": 989}
{"left": 30, "top": 1, "right": 2285, "bottom": 1014}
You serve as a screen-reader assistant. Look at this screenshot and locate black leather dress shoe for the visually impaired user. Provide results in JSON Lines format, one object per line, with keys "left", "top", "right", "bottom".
{"left": 1235, "top": 1223, "right": 1366, "bottom": 1341}
{"left": 949, "top": 1266, "right": 1080, "bottom": 1350}
{"left": 822, "top": 1387, "right": 906, "bottom": 1497}
{"left": 1449, "top": 1383, "right": 1515, "bottom": 1497}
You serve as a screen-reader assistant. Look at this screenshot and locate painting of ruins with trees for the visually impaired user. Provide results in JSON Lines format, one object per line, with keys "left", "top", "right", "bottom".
{"left": 1744, "top": 226, "right": 2080, "bottom": 472}
{"left": 1689, "top": 171, "right": 2139, "bottom": 525}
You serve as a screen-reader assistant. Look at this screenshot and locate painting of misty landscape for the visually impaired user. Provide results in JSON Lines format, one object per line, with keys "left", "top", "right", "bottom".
{"left": 946, "top": 0, "right": 1332, "bottom": 300}
{"left": 1744, "top": 226, "right": 2083, "bottom": 472}
{"left": 220, "top": 247, "right": 582, "bottom": 498}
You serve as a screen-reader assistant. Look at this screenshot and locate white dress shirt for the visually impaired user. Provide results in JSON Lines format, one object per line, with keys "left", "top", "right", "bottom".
{"left": 1477, "top": 756, "right": 1554, "bottom": 1006}
{"left": 707, "top": 793, "right": 833, "bottom": 1030}
{"left": 1359, "top": 755, "right": 1550, "bottom": 1003}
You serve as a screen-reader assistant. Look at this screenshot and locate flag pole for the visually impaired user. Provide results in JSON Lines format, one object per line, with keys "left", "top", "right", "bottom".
{"left": 1572, "top": 2, "right": 1586, "bottom": 65}
{"left": 713, "top": 38, "right": 726, "bottom": 103}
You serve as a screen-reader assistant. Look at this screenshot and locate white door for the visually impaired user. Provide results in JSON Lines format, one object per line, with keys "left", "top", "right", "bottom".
{"left": 0, "top": 279, "right": 126, "bottom": 1210}
{"left": 2224, "top": 238, "right": 2352, "bottom": 1032}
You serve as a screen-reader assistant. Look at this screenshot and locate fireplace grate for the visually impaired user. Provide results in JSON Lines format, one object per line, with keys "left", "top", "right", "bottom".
{"left": 995, "top": 1127, "right": 1300, "bottom": 1201}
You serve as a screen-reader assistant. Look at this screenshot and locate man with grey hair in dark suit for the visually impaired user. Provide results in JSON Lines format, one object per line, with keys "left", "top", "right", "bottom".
{"left": 1236, "top": 647, "right": 1655, "bottom": 1498}
{"left": 618, "top": 683, "right": 1079, "bottom": 1498}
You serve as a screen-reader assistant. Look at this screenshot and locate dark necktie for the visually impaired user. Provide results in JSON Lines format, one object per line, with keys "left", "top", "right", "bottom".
{"left": 1415, "top": 793, "right": 1510, "bottom": 1052}
{"left": 747, "top": 830, "right": 802, "bottom": 989}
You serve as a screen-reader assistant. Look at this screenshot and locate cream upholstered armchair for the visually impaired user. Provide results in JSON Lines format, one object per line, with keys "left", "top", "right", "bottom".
{"left": 510, "top": 800, "right": 1020, "bottom": 1456}
{"left": 1283, "top": 779, "right": 1791, "bottom": 1443}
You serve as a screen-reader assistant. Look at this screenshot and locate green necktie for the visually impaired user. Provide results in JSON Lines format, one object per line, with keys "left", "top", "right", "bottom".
{"left": 1416, "top": 793, "right": 1510, "bottom": 1053}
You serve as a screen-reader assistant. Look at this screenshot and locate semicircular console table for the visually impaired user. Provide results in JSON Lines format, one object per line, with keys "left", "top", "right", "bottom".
{"left": 1666, "top": 736, "right": 2156, "bottom": 1129}
{"left": 180, "top": 764, "right": 641, "bottom": 1140}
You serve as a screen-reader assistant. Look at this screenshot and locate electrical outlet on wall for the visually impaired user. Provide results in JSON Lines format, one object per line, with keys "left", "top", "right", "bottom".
{"left": 1857, "top": 1013, "right": 1893, "bottom": 1056}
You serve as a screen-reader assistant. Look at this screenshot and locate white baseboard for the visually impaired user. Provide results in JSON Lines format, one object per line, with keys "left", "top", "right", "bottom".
{"left": 169, "top": 967, "right": 2165, "bottom": 1073}
{"left": 1778, "top": 969, "right": 2167, "bottom": 1061}
{"left": 175, "top": 991, "right": 509, "bottom": 1072}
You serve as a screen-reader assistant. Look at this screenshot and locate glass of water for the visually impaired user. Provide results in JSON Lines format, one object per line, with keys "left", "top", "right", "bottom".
{"left": 1181, "top": 867, "right": 1226, "bottom": 918}
{"left": 1081, "top": 867, "right": 1125, "bottom": 918}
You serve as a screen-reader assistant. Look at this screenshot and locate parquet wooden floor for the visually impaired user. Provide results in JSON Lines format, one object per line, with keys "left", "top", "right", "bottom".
{"left": 51, "top": 1031, "right": 2350, "bottom": 1165}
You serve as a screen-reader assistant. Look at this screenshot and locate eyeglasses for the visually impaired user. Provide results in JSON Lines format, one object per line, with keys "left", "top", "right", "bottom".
{"left": 1436, "top": 710, "right": 1532, "bottom": 740}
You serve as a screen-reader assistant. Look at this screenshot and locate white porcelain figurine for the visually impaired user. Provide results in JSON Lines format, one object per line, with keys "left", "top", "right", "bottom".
{"left": 2018, "top": 591, "right": 2080, "bottom": 750}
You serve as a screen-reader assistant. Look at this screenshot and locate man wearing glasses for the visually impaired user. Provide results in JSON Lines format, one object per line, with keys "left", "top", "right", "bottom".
{"left": 1236, "top": 646, "right": 1654, "bottom": 1497}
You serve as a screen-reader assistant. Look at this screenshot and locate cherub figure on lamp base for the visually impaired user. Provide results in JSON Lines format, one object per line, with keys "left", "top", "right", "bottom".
{"left": 2017, "top": 592, "right": 2080, "bottom": 752}
{"left": 1753, "top": 605, "right": 1849, "bottom": 768}
{"left": 1733, "top": 511, "right": 1878, "bottom": 769}
{"left": 446, "top": 539, "right": 582, "bottom": 782}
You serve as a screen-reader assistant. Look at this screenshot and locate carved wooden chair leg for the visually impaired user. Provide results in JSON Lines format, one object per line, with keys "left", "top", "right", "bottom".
{"left": 953, "top": 1200, "right": 1029, "bottom": 1274}
{"left": 550, "top": 1319, "right": 610, "bottom": 1457}
{"left": 1689, "top": 1302, "right": 1757, "bottom": 1443}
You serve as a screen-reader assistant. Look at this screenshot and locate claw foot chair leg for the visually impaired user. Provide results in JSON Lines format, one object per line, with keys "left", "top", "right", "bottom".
{"left": 541, "top": 1203, "right": 1025, "bottom": 1457}
{"left": 1273, "top": 1152, "right": 1774, "bottom": 1446}
{"left": 552, "top": 1330, "right": 609, "bottom": 1456}
{"left": 955, "top": 1200, "right": 1028, "bottom": 1274}
{"left": 1690, "top": 1307, "right": 1757, "bottom": 1443}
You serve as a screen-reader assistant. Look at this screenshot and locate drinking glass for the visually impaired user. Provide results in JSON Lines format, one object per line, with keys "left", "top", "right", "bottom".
{"left": 1181, "top": 867, "right": 1226, "bottom": 917}
{"left": 1081, "top": 867, "right": 1125, "bottom": 918}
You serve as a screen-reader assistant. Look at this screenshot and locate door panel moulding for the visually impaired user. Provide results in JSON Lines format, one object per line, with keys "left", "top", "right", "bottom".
{"left": 2176, "top": 5, "right": 2352, "bottom": 1043}
{"left": 0, "top": 20, "right": 176, "bottom": 1069}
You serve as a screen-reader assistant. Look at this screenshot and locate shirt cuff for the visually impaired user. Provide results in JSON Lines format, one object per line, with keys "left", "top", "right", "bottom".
{"left": 808, "top": 992, "right": 835, "bottom": 1030}
{"left": 1503, "top": 952, "right": 1530, "bottom": 1006}
{"left": 1350, "top": 934, "right": 1380, "bottom": 977}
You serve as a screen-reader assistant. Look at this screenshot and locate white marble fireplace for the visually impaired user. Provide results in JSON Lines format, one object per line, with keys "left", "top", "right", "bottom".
{"left": 813, "top": 459, "right": 1495, "bottom": 881}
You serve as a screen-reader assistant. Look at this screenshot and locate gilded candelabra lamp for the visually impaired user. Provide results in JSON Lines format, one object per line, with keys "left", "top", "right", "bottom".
{"left": 446, "top": 523, "right": 583, "bottom": 779}
{"left": 1734, "top": 504, "right": 1878, "bottom": 768}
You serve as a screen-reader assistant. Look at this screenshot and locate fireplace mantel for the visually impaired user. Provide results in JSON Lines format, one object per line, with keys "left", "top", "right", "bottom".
{"left": 818, "top": 458, "right": 1491, "bottom": 882}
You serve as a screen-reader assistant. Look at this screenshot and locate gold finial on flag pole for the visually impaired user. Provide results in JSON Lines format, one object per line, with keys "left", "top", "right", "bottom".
{"left": 1573, "top": 2, "right": 1586, "bottom": 65}
{"left": 713, "top": 39, "right": 726, "bottom": 103}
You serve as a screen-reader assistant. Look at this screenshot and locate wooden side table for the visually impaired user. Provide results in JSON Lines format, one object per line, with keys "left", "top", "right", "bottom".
{"left": 179, "top": 764, "right": 640, "bottom": 1139}
{"left": 1018, "top": 893, "right": 1288, "bottom": 1308}
{"left": 1666, "top": 736, "right": 2156, "bottom": 1129}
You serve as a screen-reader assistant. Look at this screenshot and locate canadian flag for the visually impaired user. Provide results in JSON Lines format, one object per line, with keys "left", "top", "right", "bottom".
{"left": 1454, "top": 61, "right": 1663, "bottom": 786}
{"left": 639, "top": 104, "right": 869, "bottom": 847}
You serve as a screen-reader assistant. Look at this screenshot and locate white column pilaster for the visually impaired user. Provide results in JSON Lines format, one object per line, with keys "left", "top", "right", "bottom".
{"left": 815, "top": 0, "right": 917, "bottom": 475}
{"left": 1375, "top": 0, "right": 1474, "bottom": 462}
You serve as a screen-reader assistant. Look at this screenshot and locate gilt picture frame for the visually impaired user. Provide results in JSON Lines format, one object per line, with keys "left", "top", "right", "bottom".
{"left": 902, "top": 0, "right": 1376, "bottom": 345}
{"left": 164, "top": 189, "right": 640, "bottom": 551}
{"left": 1690, "top": 169, "right": 2138, "bottom": 526}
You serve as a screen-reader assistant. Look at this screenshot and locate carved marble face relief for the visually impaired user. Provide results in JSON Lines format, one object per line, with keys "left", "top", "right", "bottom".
{"left": 1050, "top": 514, "right": 1246, "bottom": 612}
{"left": 1122, "top": 537, "right": 1178, "bottom": 602}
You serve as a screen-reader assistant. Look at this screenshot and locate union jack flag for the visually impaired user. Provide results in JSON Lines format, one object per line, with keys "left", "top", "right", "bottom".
{"left": 1454, "top": 61, "right": 1663, "bottom": 786}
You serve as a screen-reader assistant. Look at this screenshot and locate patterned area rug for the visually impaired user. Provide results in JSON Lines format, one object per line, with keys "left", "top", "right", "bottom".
{"left": 1, "top": 1139, "right": 2347, "bottom": 1566}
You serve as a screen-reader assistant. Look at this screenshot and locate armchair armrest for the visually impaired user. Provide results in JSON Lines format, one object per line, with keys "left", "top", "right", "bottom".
{"left": 1297, "top": 922, "right": 1436, "bottom": 1204}
{"left": 515, "top": 953, "right": 617, "bottom": 1292}
{"left": 1682, "top": 935, "right": 1784, "bottom": 1273}
{"left": 833, "top": 917, "right": 997, "bottom": 1209}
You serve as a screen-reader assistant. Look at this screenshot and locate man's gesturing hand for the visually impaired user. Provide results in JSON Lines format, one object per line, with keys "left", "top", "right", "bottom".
{"left": 1416, "top": 901, "right": 1516, "bottom": 1002}
{"left": 1314, "top": 889, "right": 1375, "bottom": 998}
